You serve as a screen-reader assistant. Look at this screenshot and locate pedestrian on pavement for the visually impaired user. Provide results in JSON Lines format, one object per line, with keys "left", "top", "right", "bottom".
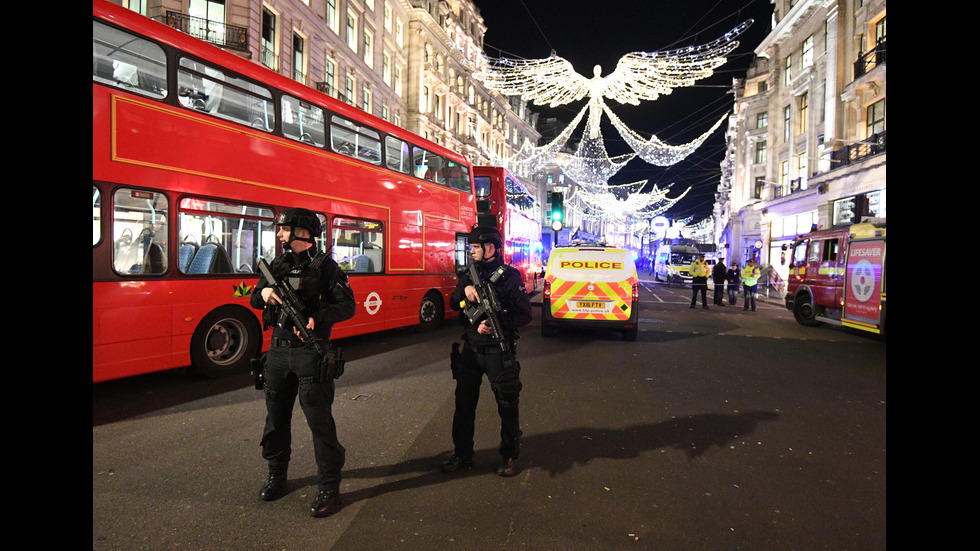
{"left": 712, "top": 258, "right": 727, "bottom": 305}
{"left": 727, "top": 262, "right": 740, "bottom": 305}
{"left": 741, "top": 259, "right": 761, "bottom": 312}
{"left": 442, "top": 225, "right": 533, "bottom": 478}
{"left": 689, "top": 253, "right": 710, "bottom": 309}
{"left": 250, "top": 207, "right": 356, "bottom": 518}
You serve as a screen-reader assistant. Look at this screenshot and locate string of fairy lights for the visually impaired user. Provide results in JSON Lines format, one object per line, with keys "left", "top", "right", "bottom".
{"left": 472, "top": 19, "right": 752, "bottom": 229}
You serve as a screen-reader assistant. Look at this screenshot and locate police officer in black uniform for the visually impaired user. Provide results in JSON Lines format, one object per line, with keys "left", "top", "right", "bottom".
{"left": 441, "top": 226, "right": 532, "bottom": 477}
{"left": 250, "top": 207, "right": 356, "bottom": 518}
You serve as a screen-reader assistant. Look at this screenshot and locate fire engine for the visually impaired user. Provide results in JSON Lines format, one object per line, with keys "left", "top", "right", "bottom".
{"left": 783, "top": 219, "right": 886, "bottom": 335}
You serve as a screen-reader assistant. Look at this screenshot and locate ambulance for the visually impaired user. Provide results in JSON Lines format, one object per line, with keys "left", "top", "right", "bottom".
{"left": 541, "top": 244, "right": 640, "bottom": 341}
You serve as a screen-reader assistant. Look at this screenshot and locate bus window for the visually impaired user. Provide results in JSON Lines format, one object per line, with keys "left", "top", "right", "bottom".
{"left": 178, "top": 197, "right": 276, "bottom": 274}
{"left": 93, "top": 20, "right": 168, "bottom": 99}
{"left": 330, "top": 116, "right": 382, "bottom": 165}
{"left": 384, "top": 136, "right": 411, "bottom": 174}
{"left": 445, "top": 160, "right": 471, "bottom": 193}
{"left": 177, "top": 57, "right": 275, "bottom": 131}
{"left": 474, "top": 175, "right": 491, "bottom": 198}
{"left": 113, "top": 188, "right": 169, "bottom": 275}
{"left": 282, "top": 95, "right": 326, "bottom": 147}
{"left": 93, "top": 185, "right": 102, "bottom": 246}
{"left": 413, "top": 147, "right": 446, "bottom": 184}
{"left": 332, "top": 217, "right": 384, "bottom": 274}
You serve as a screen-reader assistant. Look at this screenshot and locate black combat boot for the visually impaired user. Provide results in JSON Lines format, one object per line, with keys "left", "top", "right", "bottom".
{"left": 259, "top": 468, "right": 287, "bottom": 501}
{"left": 311, "top": 489, "right": 342, "bottom": 518}
{"left": 440, "top": 454, "right": 473, "bottom": 472}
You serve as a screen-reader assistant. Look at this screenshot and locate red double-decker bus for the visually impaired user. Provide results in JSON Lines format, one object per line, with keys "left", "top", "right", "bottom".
{"left": 93, "top": 0, "right": 476, "bottom": 383}
{"left": 472, "top": 166, "right": 543, "bottom": 292}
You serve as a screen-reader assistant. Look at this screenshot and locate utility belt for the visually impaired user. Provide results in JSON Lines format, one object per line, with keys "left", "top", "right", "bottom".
{"left": 271, "top": 337, "right": 326, "bottom": 349}
{"left": 463, "top": 341, "right": 509, "bottom": 355}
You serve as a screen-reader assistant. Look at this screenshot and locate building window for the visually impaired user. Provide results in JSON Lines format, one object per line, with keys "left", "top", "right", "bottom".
{"left": 345, "top": 75, "right": 355, "bottom": 105}
{"left": 384, "top": 2, "right": 392, "bottom": 33}
{"left": 422, "top": 85, "right": 430, "bottom": 112}
{"left": 756, "top": 112, "right": 768, "bottom": 129}
{"left": 753, "top": 177, "right": 765, "bottom": 199}
{"left": 797, "top": 152, "right": 808, "bottom": 182}
{"left": 382, "top": 52, "right": 391, "bottom": 85}
{"left": 394, "top": 65, "right": 403, "bottom": 97}
{"left": 784, "top": 54, "right": 791, "bottom": 86}
{"left": 326, "top": 0, "right": 338, "bottom": 34}
{"left": 324, "top": 59, "right": 336, "bottom": 97}
{"left": 754, "top": 140, "right": 767, "bottom": 164}
{"left": 292, "top": 33, "right": 305, "bottom": 83}
{"left": 783, "top": 105, "right": 791, "bottom": 141}
{"left": 261, "top": 8, "right": 277, "bottom": 71}
{"left": 798, "top": 92, "right": 808, "bottom": 134}
{"left": 382, "top": 105, "right": 389, "bottom": 121}
{"left": 867, "top": 99, "right": 885, "bottom": 136}
{"left": 346, "top": 11, "right": 358, "bottom": 53}
{"left": 363, "top": 30, "right": 373, "bottom": 67}
{"left": 395, "top": 18, "right": 403, "bottom": 47}
{"left": 801, "top": 35, "right": 813, "bottom": 69}
{"left": 362, "top": 88, "right": 372, "bottom": 113}
{"left": 780, "top": 160, "right": 789, "bottom": 187}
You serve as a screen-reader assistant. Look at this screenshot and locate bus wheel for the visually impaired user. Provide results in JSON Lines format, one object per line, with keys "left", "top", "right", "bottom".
{"left": 417, "top": 291, "right": 443, "bottom": 332}
{"left": 189, "top": 306, "right": 260, "bottom": 378}
{"left": 793, "top": 295, "right": 822, "bottom": 327}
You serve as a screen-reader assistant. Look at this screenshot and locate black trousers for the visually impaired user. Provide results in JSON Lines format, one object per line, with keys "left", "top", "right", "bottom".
{"left": 450, "top": 345, "right": 522, "bottom": 460}
{"left": 713, "top": 282, "right": 726, "bottom": 304}
{"left": 261, "top": 345, "right": 345, "bottom": 491}
{"left": 690, "top": 278, "right": 708, "bottom": 307}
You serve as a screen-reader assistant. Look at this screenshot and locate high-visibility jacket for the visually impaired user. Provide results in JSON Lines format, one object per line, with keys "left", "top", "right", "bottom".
{"left": 690, "top": 259, "right": 709, "bottom": 278}
{"left": 741, "top": 264, "right": 761, "bottom": 286}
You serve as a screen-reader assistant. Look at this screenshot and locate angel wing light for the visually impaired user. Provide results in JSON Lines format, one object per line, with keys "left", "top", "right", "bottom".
{"left": 474, "top": 20, "right": 752, "bottom": 138}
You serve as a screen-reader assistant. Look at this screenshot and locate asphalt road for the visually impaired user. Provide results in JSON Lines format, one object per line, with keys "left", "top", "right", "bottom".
{"left": 93, "top": 276, "right": 885, "bottom": 550}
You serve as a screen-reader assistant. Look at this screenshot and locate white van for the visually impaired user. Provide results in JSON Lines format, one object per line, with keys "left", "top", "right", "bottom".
{"left": 652, "top": 244, "right": 699, "bottom": 286}
{"left": 541, "top": 245, "right": 639, "bottom": 341}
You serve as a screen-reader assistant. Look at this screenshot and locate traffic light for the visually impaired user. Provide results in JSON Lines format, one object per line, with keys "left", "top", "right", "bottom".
{"left": 550, "top": 191, "right": 564, "bottom": 231}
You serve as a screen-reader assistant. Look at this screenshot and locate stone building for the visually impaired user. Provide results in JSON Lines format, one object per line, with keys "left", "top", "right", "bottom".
{"left": 716, "top": 0, "right": 885, "bottom": 285}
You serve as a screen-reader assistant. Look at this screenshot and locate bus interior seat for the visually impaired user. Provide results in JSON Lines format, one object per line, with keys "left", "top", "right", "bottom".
{"left": 187, "top": 242, "right": 233, "bottom": 274}
{"left": 178, "top": 239, "right": 199, "bottom": 272}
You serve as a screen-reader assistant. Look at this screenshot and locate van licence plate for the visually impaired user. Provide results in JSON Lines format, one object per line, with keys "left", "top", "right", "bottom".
{"left": 577, "top": 301, "right": 604, "bottom": 309}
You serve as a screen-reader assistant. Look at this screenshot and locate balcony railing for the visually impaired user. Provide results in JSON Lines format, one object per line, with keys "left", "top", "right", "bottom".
{"left": 164, "top": 11, "right": 248, "bottom": 52}
{"left": 830, "top": 131, "right": 886, "bottom": 167}
{"left": 854, "top": 39, "right": 886, "bottom": 79}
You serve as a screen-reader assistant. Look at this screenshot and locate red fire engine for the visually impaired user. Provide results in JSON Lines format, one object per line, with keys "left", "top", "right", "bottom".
{"left": 783, "top": 219, "right": 886, "bottom": 335}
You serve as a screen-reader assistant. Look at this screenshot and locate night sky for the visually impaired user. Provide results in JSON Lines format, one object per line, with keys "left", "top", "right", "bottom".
{"left": 476, "top": 0, "right": 775, "bottom": 223}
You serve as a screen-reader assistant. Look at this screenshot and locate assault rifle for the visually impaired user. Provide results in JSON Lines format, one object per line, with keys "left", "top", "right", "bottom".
{"left": 254, "top": 259, "right": 345, "bottom": 386}
{"left": 459, "top": 261, "right": 516, "bottom": 367}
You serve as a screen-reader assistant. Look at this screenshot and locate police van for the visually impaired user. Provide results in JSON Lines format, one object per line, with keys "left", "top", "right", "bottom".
{"left": 541, "top": 244, "right": 639, "bottom": 341}
{"left": 652, "top": 244, "right": 700, "bottom": 286}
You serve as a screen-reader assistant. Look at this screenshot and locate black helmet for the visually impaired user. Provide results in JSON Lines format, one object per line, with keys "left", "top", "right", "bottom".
{"left": 276, "top": 207, "right": 321, "bottom": 248}
{"left": 276, "top": 208, "right": 322, "bottom": 236}
{"left": 468, "top": 225, "right": 503, "bottom": 249}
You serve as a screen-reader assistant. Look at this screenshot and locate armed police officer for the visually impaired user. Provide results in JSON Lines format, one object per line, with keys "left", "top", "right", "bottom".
{"left": 441, "top": 226, "right": 532, "bottom": 477}
{"left": 250, "top": 207, "right": 355, "bottom": 518}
